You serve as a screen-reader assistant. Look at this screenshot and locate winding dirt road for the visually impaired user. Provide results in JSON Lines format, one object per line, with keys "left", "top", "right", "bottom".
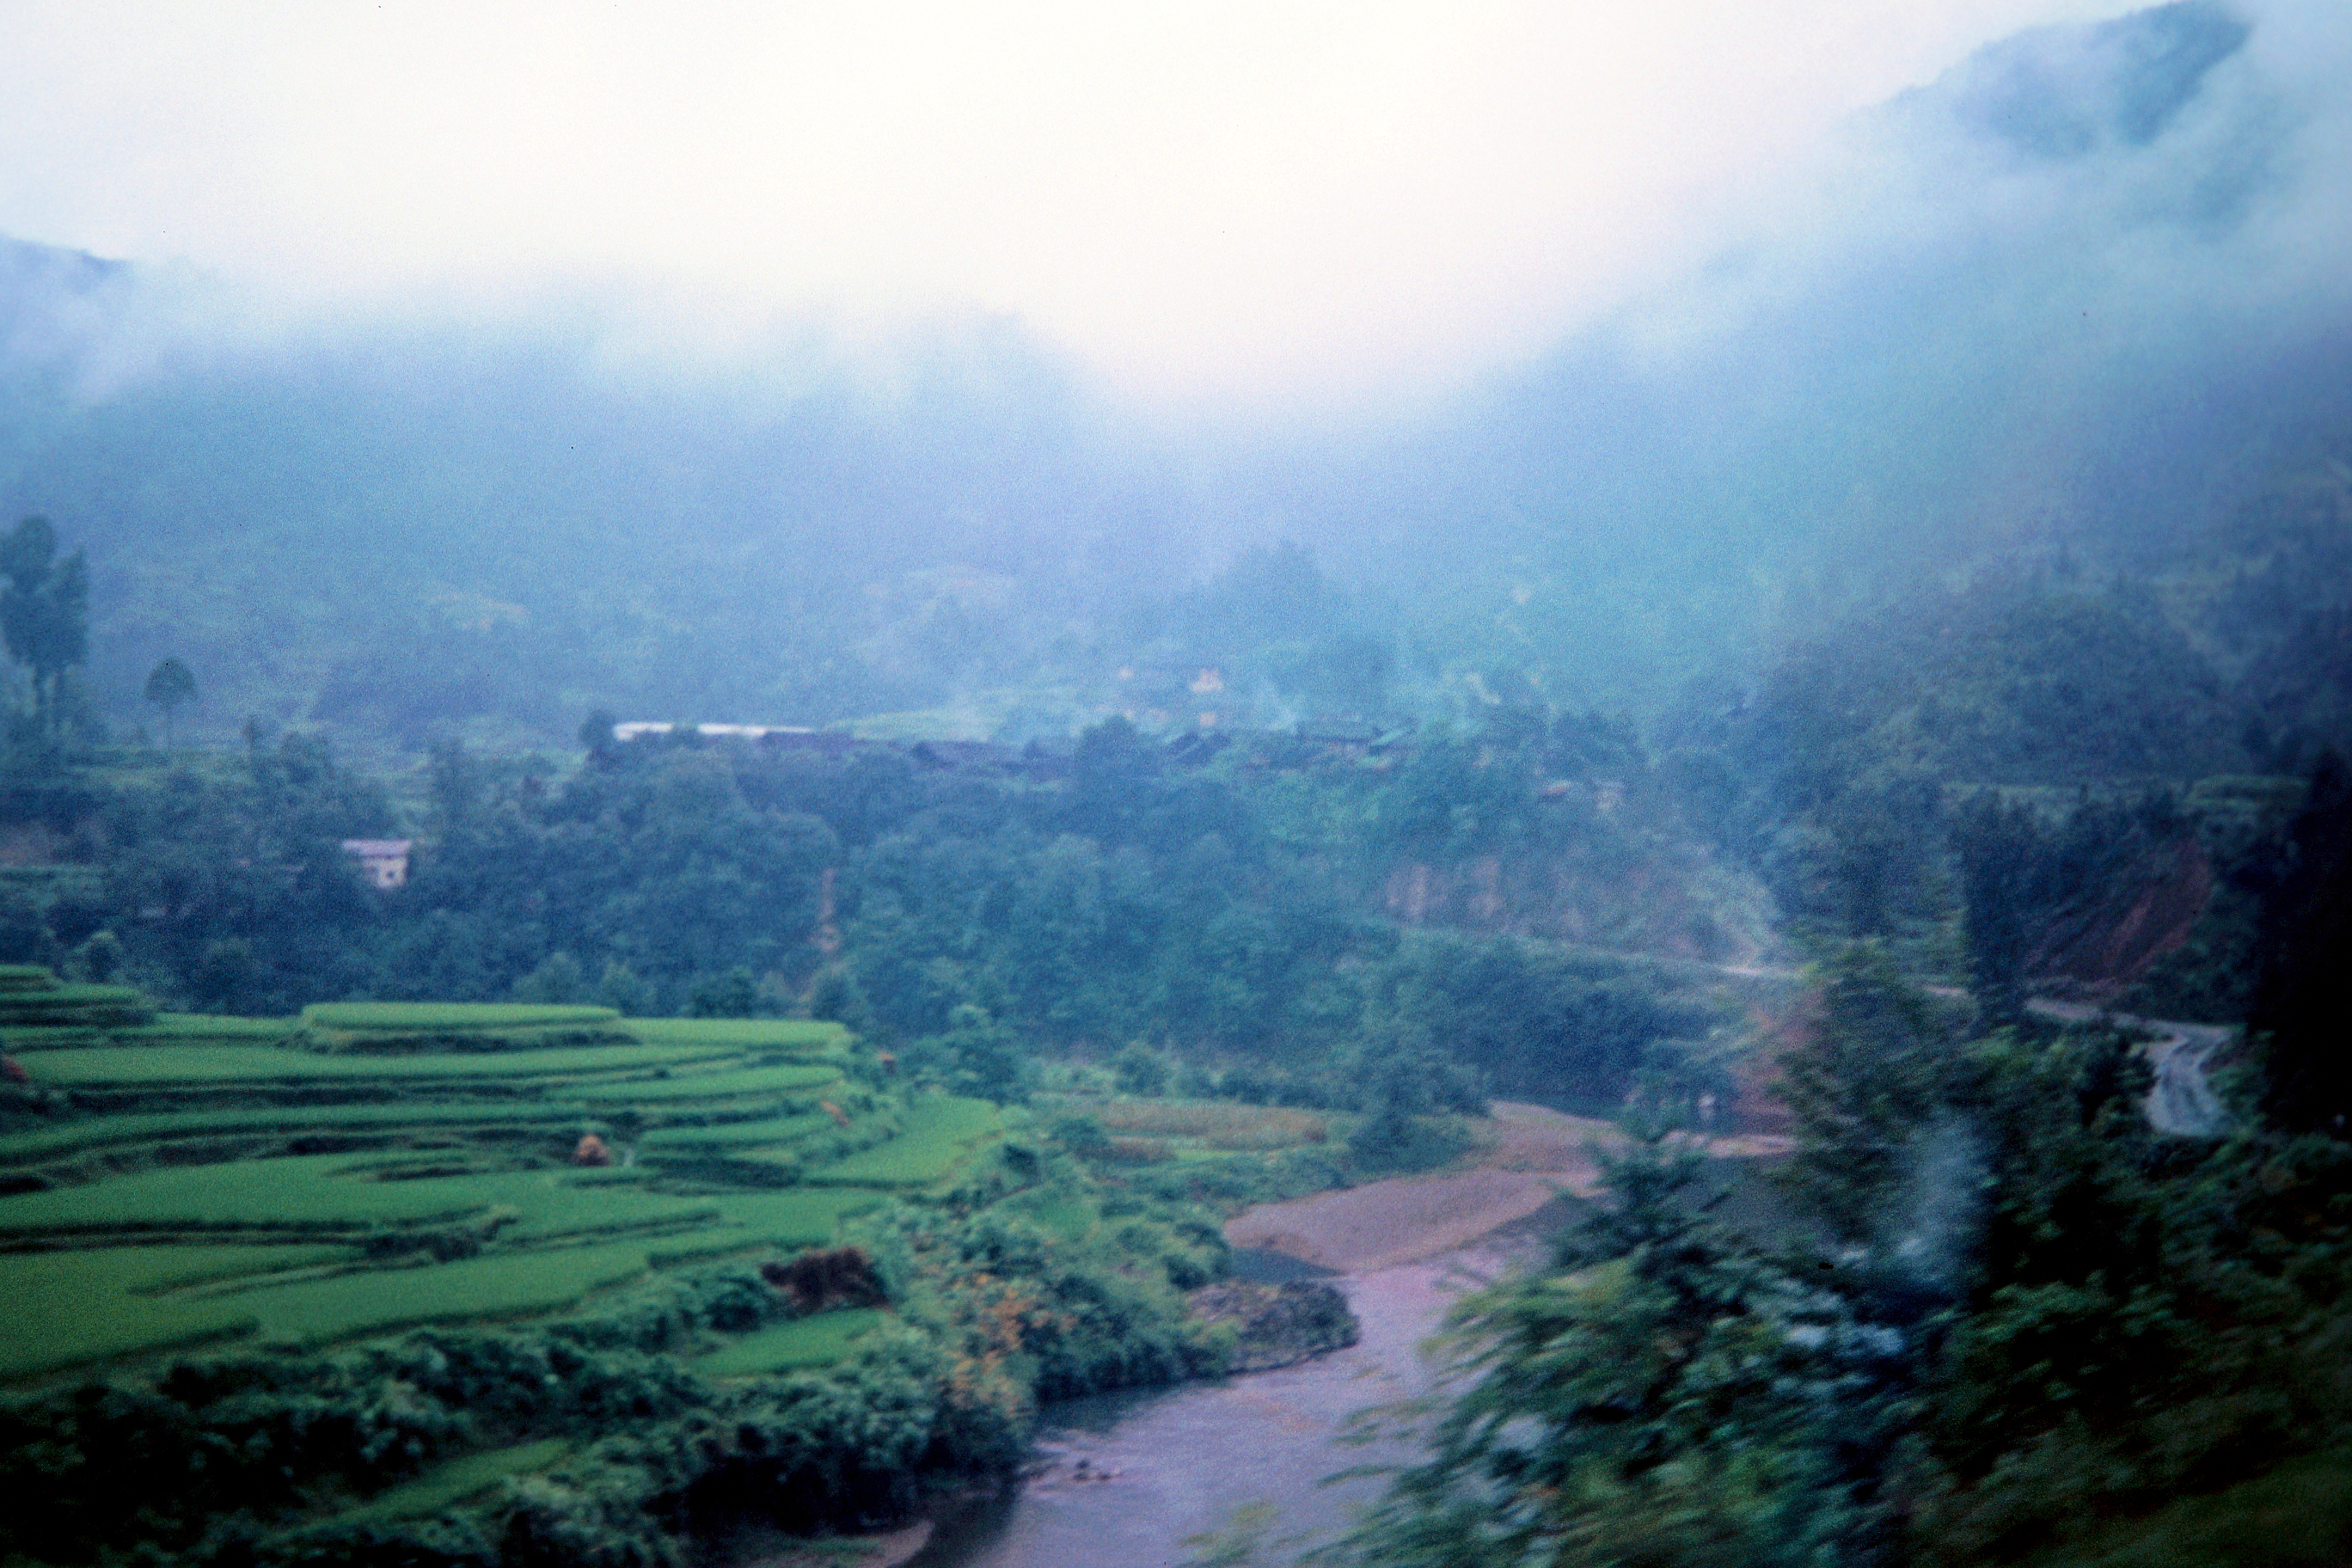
{"left": 2023, "top": 999, "right": 2233, "bottom": 1136}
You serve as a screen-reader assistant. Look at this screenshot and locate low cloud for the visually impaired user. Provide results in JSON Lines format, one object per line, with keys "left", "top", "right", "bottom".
{"left": 0, "top": 0, "right": 2207, "bottom": 411}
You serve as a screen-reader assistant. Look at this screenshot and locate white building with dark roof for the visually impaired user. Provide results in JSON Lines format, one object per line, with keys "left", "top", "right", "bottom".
{"left": 340, "top": 838, "right": 413, "bottom": 890}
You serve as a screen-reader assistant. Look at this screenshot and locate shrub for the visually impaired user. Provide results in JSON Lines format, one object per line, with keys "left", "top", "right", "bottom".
{"left": 511, "top": 954, "right": 589, "bottom": 1006}
{"left": 1112, "top": 1041, "right": 1172, "bottom": 1096}
{"left": 303, "top": 1003, "right": 623, "bottom": 1032}
{"left": 760, "top": 1246, "right": 887, "bottom": 1314}
{"left": 804, "top": 1095, "right": 1002, "bottom": 1188}
{"left": 1047, "top": 1112, "right": 1110, "bottom": 1154}
{"left": 684, "top": 967, "right": 759, "bottom": 1019}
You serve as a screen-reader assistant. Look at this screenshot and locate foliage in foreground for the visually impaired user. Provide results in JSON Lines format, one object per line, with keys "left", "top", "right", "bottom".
{"left": 1330, "top": 952, "right": 2352, "bottom": 1568}
{"left": 1329, "top": 1133, "right": 1908, "bottom": 1568}
{"left": 0, "top": 1157, "right": 1234, "bottom": 1568}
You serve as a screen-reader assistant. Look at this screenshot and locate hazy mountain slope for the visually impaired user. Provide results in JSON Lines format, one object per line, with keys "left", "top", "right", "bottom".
{"left": 0, "top": 2, "right": 2345, "bottom": 756}
{"left": 1257, "top": 0, "right": 2352, "bottom": 704}
{"left": 3, "top": 302, "right": 1167, "bottom": 747}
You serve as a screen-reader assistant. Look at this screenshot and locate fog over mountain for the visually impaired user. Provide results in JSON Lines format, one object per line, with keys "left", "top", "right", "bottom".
{"left": 0, "top": 0, "right": 2346, "bottom": 751}
{"left": 9, "top": 19, "right": 2352, "bottom": 1562}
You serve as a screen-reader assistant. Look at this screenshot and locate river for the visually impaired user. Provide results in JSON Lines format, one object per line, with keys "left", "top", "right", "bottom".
{"left": 888, "top": 1002, "right": 2232, "bottom": 1566}
{"left": 904, "top": 1216, "right": 1574, "bottom": 1568}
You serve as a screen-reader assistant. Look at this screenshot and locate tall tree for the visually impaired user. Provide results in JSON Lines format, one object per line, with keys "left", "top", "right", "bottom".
{"left": 2249, "top": 749, "right": 2352, "bottom": 1136}
{"left": 1953, "top": 793, "right": 2041, "bottom": 1032}
{"left": 0, "top": 516, "right": 89, "bottom": 737}
{"left": 1334, "top": 1132, "right": 1902, "bottom": 1568}
{"left": 143, "top": 657, "right": 198, "bottom": 747}
{"left": 1775, "top": 942, "right": 1962, "bottom": 1239}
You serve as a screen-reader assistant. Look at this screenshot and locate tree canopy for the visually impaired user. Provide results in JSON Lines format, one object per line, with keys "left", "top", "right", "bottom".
{"left": 143, "top": 656, "right": 198, "bottom": 744}
{"left": 0, "top": 515, "right": 89, "bottom": 736}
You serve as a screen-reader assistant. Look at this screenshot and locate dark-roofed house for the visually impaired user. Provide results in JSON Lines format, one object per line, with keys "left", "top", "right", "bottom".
{"left": 1166, "top": 732, "right": 1232, "bottom": 767}
{"left": 1020, "top": 736, "right": 1077, "bottom": 780}
{"left": 1297, "top": 719, "right": 1385, "bottom": 760}
{"left": 758, "top": 729, "right": 867, "bottom": 757}
{"left": 340, "top": 838, "right": 413, "bottom": 890}
{"left": 910, "top": 740, "right": 1022, "bottom": 775}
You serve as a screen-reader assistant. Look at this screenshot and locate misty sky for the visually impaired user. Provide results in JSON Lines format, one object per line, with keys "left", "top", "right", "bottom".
{"left": 0, "top": 0, "right": 2171, "bottom": 407}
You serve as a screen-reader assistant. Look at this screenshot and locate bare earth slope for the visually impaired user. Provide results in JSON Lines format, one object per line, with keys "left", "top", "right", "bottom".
{"left": 1225, "top": 1103, "right": 1790, "bottom": 1272}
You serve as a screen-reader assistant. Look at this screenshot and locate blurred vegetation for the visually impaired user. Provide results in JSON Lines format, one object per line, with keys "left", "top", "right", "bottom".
{"left": 1330, "top": 760, "right": 2352, "bottom": 1567}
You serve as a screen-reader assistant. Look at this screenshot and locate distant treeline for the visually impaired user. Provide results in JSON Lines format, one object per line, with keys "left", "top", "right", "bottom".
{"left": 3, "top": 478, "right": 2349, "bottom": 1106}
{"left": 0, "top": 714, "right": 1718, "bottom": 1120}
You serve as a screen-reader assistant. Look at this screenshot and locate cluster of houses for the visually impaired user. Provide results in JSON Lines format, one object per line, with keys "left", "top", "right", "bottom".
{"left": 605, "top": 716, "right": 1420, "bottom": 780}
{"left": 335, "top": 706, "right": 1620, "bottom": 891}
{"left": 603, "top": 660, "right": 1434, "bottom": 779}
{"left": 610, "top": 723, "right": 1082, "bottom": 779}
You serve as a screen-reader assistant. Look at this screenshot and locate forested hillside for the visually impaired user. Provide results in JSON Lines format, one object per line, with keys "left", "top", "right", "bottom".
{"left": 0, "top": 3, "right": 2346, "bottom": 757}
{"left": 0, "top": 2, "right": 2349, "bottom": 1564}
{"left": 1329, "top": 768, "right": 2352, "bottom": 1566}
{"left": 0, "top": 713, "right": 1743, "bottom": 1124}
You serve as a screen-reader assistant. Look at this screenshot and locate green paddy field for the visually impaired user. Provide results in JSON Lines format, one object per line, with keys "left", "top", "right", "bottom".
{"left": 0, "top": 980, "right": 1011, "bottom": 1382}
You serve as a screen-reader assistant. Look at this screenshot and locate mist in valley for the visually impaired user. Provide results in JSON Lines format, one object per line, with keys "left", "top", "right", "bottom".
{"left": 3, "top": 6, "right": 2351, "bottom": 1568}
{"left": 0, "top": 0, "right": 2344, "bottom": 760}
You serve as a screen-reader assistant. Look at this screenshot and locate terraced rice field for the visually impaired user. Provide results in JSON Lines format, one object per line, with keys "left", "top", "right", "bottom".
{"left": 296, "top": 1001, "right": 643, "bottom": 1055}
{"left": 0, "top": 984, "right": 1014, "bottom": 1383}
{"left": 693, "top": 1189, "right": 897, "bottom": 1247}
{"left": 0, "top": 1244, "right": 360, "bottom": 1376}
{"left": 302, "top": 1002, "right": 625, "bottom": 1032}
{"left": 635, "top": 1112, "right": 838, "bottom": 1151}
{"left": 805, "top": 1093, "right": 1007, "bottom": 1186}
{"left": 331, "top": 1439, "right": 575, "bottom": 1526}
{"left": 3, "top": 1015, "right": 301, "bottom": 1051}
{"left": 17, "top": 1042, "right": 742, "bottom": 1086}
{"left": 567, "top": 1063, "right": 843, "bottom": 1101}
{"left": 0, "top": 1102, "right": 595, "bottom": 1165}
{"left": 0, "top": 966, "right": 154, "bottom": 1038}
{"left": 221, "top": 1240, "right": 659, "bottom": 1344}
{"left": 694, "top": 1308, "right": 892, "bottom": 1375}
{"left": 130, "top": 1014, "right": 305, "bottom": 1038}
{"left": 622, "top": 1017, "right": 848, "bottom": 1053}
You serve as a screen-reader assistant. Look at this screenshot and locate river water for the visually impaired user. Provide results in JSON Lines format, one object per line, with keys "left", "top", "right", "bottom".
{"left": 905, "top": 1214, "right": 1574, "bottom": 1568}
{"left": 892, "top": 1008, "right": 2236, "bottom": 1567}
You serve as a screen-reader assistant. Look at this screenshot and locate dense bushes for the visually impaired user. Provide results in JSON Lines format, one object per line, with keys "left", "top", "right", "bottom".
{"left": 1334, "top": 948, "right": 2352, "bottom": 1568}
{"left": 1681, "top": 575, "right": 2269, "bottom": 955}
{"left": 9, "top": 721, "right": 1717, "bottom": 1118}
{"left": 0, "top": 1161, "right": 1232, "bottom": 1567}
{"left": 1354, "top": 933, "right": 1713, "bottom": 1111}
{"left": 1332, "top": 1135, "right": 1913, "bottom": 1568}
